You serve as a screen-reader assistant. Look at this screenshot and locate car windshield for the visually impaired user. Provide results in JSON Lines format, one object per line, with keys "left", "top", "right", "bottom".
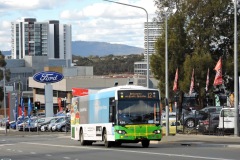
{"left": 117, "top": 100, "right": 160, "bottom": 125}
{"left": 50, "top": 118, "right": 58, "bottom": 123}
{"left": 221, "top": 109, "right": 235, "bottom": 117}
{"left": 55, "top": 117, "right": 65, "bottom": 123}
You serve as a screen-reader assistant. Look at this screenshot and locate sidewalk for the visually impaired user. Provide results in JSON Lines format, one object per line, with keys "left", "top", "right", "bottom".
{"left": 0, "top": 127, "right": 70, "bottom": 137}
{"left": 159, "top": 134, "right": 240, "bottom": 148}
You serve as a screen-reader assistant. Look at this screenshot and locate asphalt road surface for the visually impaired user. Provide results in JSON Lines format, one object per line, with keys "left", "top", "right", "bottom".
{"left": 0, "top": 133, "right": 240, "bottom": 160}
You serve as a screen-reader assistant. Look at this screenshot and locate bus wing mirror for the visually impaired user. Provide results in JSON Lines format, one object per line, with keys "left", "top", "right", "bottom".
{"left": 111, "top": 105, "right": 116, "bottom": 123}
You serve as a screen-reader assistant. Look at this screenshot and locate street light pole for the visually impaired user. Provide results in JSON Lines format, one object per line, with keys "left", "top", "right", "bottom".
{"left": 164, "top": 7, "right": 177, "bottom": 136}
{"left": 234, "top": 0, "right": 239, "bottom": 137}
{"left": 0, "top": 67, "right": 7, "bottom": 135}
{"left": 164, "top": 9, "right": 169, "bottom": 136}
{"left": 103, "top": 0, "right": 149, "bottom": 88}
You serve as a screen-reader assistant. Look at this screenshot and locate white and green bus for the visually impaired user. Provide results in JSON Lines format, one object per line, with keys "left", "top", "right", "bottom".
{"left": 70, "top": 85, "right": 162, "bottom": 148}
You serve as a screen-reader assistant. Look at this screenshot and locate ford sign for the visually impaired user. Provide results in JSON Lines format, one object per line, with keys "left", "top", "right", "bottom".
{"left": 33, "top": 71, "right": 64, "bottom": 83}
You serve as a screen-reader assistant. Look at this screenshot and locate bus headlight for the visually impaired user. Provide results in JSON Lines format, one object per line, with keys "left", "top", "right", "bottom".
{"left": 116, "top": 130, "right": 127, "bottom": 134}
{"left": 153, "top": 130, "right": 161, "bottom": 134}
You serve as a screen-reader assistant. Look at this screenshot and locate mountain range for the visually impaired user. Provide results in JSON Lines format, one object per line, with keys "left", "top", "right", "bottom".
{"left": 2, "top": 41, "right": 144, "bottom": 57}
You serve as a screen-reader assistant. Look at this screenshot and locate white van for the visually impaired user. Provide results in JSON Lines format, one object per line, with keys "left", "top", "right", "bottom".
{"left": 218, "top": 108, "right": 235, "bottom": 132}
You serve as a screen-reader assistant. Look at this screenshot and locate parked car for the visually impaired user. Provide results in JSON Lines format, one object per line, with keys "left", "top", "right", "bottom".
{"left": 10, "top": 117, "right": 28, "bottom": 130}
{"left": 197, "top": 113, "right": 220, "bottom": 134}
{"left": 161, "top": 120, "right": 183, "bottom": 135}
{"left": 199, "top": 106, "right": 223, "bottom": 113}
{"left": 54, "top": 111, "right": 66, "bottom": 117}
{"left": 28, "top": 117, "right": 56, "bottom": 131}
{"left": 181, "top": 106, "right": 222, "bottom": 128}
{"left": 52, "top": 116, "right": 70, "bottom": 132}
{"left": 47, "top": 116, "right": 66, "bottom": 131}
{"left": 161, "top": 112, "right": 177, "bottom": 121}
{"left": 17, "top": 117, "right": 37, "bottom": 131}
{"left": 55, "top": 117, "right": 71, "bottom": 132}
{"left": 37, "top": 112, "right": 46, "bottom": 117}
{"left": 0, "top": 117, "right": 9, "bottom": 129}
{"left": 39, "top": 117, "right": 59, "bottom": 131}
{"left": 218, "top": 108, "right": 240, "bottom": 134}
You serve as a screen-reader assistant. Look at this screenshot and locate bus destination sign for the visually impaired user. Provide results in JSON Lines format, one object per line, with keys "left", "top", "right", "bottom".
{"left": 118, "top": 90, "right": 159, "bottom": 100}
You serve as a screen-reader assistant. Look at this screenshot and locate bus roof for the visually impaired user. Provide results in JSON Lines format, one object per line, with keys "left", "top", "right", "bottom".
{"left": 98, "top": 85, "right": 158, "bottom": 93}
{"left": 75, "top": 85, "right": 160, "bottom": 100}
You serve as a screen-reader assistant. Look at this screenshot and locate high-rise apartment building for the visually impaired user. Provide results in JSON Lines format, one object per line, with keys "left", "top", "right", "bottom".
{"left": 144, "top": 22, "right": 162, "bottom": 60}
{"left": 134, "top": 22, "right": 162, "bottom": 76}
{"left": 11, "top": 18, "right": 72, "bottom": 61}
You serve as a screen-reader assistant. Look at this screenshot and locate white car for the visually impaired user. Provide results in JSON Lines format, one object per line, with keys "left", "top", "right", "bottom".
{"left": 41, "top": 125, "right": 47, "bottom": 131}
{"left": 218, "top": 108, "right": 236, "bottom": 133}
{"left": 52, "top": 125, "right": 57, "bottom": 131}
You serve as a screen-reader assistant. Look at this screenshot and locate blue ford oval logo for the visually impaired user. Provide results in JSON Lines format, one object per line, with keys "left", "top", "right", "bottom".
{"left": 33, "top": 71, "right": 64, "bottom": 83}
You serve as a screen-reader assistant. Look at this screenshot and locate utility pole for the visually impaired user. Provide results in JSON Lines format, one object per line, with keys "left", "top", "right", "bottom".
{"left": 234, "top": 0, "right": 239, "bottom": 137}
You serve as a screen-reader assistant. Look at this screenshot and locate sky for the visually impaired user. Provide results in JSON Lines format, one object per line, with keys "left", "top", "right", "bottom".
{"left": 0, "top": 0, "right": 158, "bottom": 51}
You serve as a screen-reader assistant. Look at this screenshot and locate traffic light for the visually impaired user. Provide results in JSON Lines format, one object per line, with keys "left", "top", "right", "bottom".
{"left": 35, "top": 101, "right": 41, "bottom": 110}
{"left": 32, "top": 109, "right": 36, "bottom": 115}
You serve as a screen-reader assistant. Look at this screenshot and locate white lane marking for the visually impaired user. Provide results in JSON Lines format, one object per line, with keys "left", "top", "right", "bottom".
{"left": 63, "top": 157, "right": 70, "bottom": 159}
{"left": 20, "top": 142, "right": 235, "bottom": 160}
{"left": 46, "top": 154, "right": 52, "bottom": 157}
{"left": 30, "top": 152, "right": 36, "bottom": 154}
{"left": 0, "top": 144, "right": 14, "bottom": 147}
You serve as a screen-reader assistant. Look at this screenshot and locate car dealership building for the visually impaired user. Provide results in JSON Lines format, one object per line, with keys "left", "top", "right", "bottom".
{"left": 28, "top": 66, "right": 159, "bottom": 114}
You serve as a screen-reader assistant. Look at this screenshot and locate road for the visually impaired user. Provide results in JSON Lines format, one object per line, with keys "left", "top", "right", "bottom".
{"left": 0, "top": 132, "right": 240, "bottom": 160}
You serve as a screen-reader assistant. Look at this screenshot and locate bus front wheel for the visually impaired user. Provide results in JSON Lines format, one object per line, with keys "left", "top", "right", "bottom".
{"left": 141, "top": 140, "right": 150, "bottom": 148}
{"left": 103, "top": 130, "right": 111, "bottom": 148}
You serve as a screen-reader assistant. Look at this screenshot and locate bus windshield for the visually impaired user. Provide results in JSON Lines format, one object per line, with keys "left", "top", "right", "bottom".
{"left": 117, "top": 100, "right": 160, "bottom": 125}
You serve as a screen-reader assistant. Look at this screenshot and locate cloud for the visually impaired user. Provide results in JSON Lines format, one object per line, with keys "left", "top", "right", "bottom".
{"left": 0, "top": 20, "right": 11, "bottom": 50}
{"left": 60, "top": 3, "right": 107, "bottom": 20}
{"left": 60, "top": 0, "right": 154, "bottom": 20}
{"left": 0, "top": 0, "right": 68, "bottom": 11}
{"left": 71, "top": 16, "right": 144, "bottom": 47}
{"left": 0, "top": 0, "right": 157, "bottom": 51}
{"left": 61, "top": 0, "right": 156, "bottom": 48}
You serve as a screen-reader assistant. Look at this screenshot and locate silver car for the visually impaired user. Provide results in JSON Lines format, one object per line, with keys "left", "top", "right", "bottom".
{"left": 40, "top": 117, "right": 59, "bottom": 131}
{"left": 47, "top": 117, "right": 65, "bottom": 132}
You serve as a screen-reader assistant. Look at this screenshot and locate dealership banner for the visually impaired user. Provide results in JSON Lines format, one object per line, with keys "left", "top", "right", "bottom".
{"left": 72, "top": 88, "right": 89, "bottom": 96}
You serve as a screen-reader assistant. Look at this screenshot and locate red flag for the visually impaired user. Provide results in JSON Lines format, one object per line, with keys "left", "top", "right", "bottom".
{"left": 189, "top": 69, "right": 194, "bottom": 95}
{"left": 173, "top": 68, "right": 178, "bottom": 92}
{"left": 58, "top": 97, "right": 63, "bottom": 111}
{"left": 213, "top": 58, "right": 223, "bottom": 86}
{"left": 18, "top": 105, "right": 22, "bottom": 117}
{"left": 205, "top": 68, "right": 209, "bottom": 92}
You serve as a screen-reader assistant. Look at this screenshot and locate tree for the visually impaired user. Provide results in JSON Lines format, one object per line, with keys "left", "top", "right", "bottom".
{"left": 152, "top": 0, "right": 238, "bottom": 104}
{"left": 181, "top": 53, "right": 214, "bottom": 96}
{"left": 150, "top": 6, "right": 189, "bottom": 98}
{"left": 72, "top": 54, "right": 144, "bottom": 75}
{"left": 0, "top": 51, "right": 10, "bottom": 101}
